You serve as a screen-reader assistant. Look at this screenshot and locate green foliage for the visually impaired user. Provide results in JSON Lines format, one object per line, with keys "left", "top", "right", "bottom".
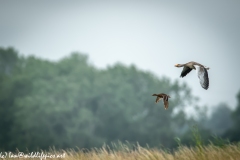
{"left": 174, "top": 137, "right": 182, "bottom": 148}
{"left": 191, "top": 125, "right": 203, "bottom": 150}
{"left": 224, "top": 91, "right": 240, "bottom": 142}
{"left": 0, "top": 47, "right": 18, "bottom": 75}
{"left": 233, "top": 91, "right": 240, "bottom": 121}
{"left": 203, "top": 103, "right": 233, "bottom": 136}
{"left": 209, "top": 135, "right": 230, "bottom": 148}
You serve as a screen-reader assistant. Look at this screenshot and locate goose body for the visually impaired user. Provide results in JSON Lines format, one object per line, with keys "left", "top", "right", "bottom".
{"left": 175, "top": 61, "right": 210, "bottom": 90}
{"left": 152, "top": 93, "right": 171, "bottom": 110}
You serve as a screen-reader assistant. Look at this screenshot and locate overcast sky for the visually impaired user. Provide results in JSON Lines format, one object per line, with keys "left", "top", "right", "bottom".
{"left": 1, "top": 0, "right": 240, "bottom": 111}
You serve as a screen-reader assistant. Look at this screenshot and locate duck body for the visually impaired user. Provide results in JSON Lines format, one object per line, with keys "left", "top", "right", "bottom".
{"left": 175, "top": 61, "right": 210, "bottom": 90}
{"left": 152, "top": 93, "right": 171, "bottom": 110}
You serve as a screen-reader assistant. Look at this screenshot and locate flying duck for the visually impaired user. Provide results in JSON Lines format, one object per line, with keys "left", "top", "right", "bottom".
{"left": 152, "top": 93, "right": 171, "bottom": 110}
{"left": 175, "top": 61, "right": 210, "bottom": 90}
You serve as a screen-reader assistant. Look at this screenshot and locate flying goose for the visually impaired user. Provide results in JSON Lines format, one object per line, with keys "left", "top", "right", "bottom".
{"left": 175, "top": 61, "right": 210, "bottom": 90}
{"left": 152, "top": 93, "right": 171, "bottom": 110}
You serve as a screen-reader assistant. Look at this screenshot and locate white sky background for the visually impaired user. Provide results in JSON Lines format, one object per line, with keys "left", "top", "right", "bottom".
{"left": 1, "top": 0, "right": 240, "bottom": 113}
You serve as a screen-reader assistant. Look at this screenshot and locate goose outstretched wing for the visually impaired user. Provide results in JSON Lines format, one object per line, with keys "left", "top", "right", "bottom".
{"left": 197, "top": 67, "right": 209, "bottom": 90}
{"left": 180, "top": 66, "right": 192, "bottom": 77}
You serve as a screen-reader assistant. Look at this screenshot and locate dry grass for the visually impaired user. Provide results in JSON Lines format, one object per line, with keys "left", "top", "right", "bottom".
{"left": 7, "top": 143, "right": 240, "bottom": 160}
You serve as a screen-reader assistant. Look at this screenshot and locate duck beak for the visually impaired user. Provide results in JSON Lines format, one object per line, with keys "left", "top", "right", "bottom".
{"left": 175, "top": 64, "right": 178, "bottom": 67}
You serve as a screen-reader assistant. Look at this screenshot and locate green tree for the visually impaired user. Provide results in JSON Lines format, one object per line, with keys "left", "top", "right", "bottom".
{"left": 0, "top": 47, "right": 22, "bottom": 151}
{"left": 224, "top": 90, "right": 240, "bottom": 142}
{"left": 0, "top": 47, "right": 202, "bottom": 150}
{"left": 204, "top": 103, "right": 233, "bottom": 136}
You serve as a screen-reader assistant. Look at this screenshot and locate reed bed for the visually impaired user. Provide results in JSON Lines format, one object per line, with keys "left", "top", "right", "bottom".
{"left": 5, "top": 143, "right": 240, "bottom": 160}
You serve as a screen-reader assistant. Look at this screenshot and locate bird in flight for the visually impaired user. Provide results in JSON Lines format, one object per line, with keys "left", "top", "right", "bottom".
{"left": 152, "top": 93, "right": 171, "bottom": 110}
{"left": 175, "top": 61, "right": 210, "bottom": 90}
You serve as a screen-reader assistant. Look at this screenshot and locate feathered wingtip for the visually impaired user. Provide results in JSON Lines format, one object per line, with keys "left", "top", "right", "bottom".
{"left": 164, "top": 106, "right": 168, "bottom": 110}
{"left": 205, "top": 66, "right": 210, "bottom": 70}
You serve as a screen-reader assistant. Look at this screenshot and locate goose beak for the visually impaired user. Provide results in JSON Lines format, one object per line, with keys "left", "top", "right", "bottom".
{"left": 175, "top": 64, "right": 178, "bottom": 67}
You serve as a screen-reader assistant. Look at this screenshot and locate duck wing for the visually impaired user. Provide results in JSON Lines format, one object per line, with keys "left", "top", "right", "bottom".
{"left": 197, "top": 66, "right": 209, "bottom": 90}
{"left": 180, "top": 66, "right": 192, "bottom": 77}
{"left": 163, "top": 95, "right": 169, "bottom": 109}
{"left": 155, "top": 97, "right": 162, "bottom": 103}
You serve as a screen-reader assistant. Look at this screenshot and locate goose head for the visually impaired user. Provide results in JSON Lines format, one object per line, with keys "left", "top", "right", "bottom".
{"left": 175, "top": 64, "right": 180, "bottom": 67}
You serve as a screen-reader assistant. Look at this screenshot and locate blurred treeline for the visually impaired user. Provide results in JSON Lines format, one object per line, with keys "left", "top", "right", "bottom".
{"left": 0, "top": 47, "right": 239, "bottom": 151}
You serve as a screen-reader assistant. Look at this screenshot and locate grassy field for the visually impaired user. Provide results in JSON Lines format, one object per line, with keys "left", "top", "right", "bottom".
{"left": 3, "top": 127, "right": 239, "bottom": 160}
{"left": 5, "top": 142, "right": 240, "bottom": 160}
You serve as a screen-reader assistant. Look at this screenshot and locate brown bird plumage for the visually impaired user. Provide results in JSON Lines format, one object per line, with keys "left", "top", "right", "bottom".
{"left": 175, "top": 61, "right": 210, "bottom": 90}
{"left": 152, "top": 93, "right": 171, "bottom": 110}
